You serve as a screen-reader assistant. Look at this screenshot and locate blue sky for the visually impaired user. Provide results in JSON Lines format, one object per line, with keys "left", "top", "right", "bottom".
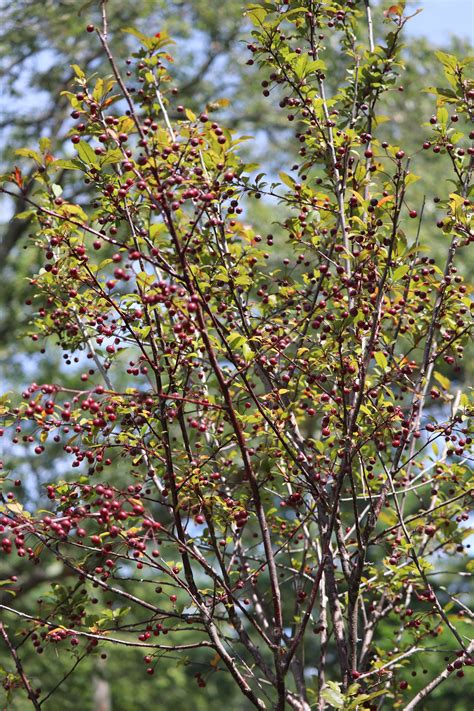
{"left": 401, "top": 0, "right": 473, "bottom": 44}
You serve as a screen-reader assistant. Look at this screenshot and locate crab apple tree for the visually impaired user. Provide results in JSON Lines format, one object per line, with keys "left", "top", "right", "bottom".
{"left": 0, "top": 1, "right": 473, "bottom": 710}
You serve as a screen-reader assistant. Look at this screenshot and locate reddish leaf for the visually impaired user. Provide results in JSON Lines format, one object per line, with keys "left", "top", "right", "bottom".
{"left": 384, "top": 5, "right": 402, "bottom": 17}
{"left": 377, "top": 194, "right": 394, "bottom": 207}
{"left": 12, "top": 166, "right": 23, "bottom": 188}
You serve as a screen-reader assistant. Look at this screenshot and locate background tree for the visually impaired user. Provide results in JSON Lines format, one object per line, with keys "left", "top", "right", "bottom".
{"left": 0, "top": 0, "right": 474, "bottom": 708}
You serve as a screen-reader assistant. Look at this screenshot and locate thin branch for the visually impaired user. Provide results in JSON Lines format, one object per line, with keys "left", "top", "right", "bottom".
{"left": 404, "top": 640, "right": 474, "bottom": 710}
{"left": 0, "top": 623, "right": 41, "bottom": 710}
{"left": 364, "top": 0, "right": 375, "bottom": 53}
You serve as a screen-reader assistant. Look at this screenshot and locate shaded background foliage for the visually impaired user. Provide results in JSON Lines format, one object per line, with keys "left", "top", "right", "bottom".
{"left": 0, "top": 1, "right": 472, "bottom": 709}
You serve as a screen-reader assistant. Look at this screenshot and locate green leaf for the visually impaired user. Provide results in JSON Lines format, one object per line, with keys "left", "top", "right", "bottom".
{"left": 235, "top": 274, "right": 252, "bottom": 286}
{"left": 434, "top": 51, "right": 458, "bottom": 70}
{"left": 15, "top": 148, "right": 42, "bottom": 162}
{"left": 54, "top": 159, "right": 84, "bottom": 171}
{"left": 227, "top": 332, "right": 246, "bottom": 349}
{"left": 433, "top": 371, "right": 450, "bottom": 391}
{"left": 39, "top": 137, "right": 52, "bottom": 153}
{"left": 92, "top": 78, "right": 104, "bottom": 101}
{"left": 404, "top": 173, "right": 420, "bottom": 186}
{"left": 122, "top": 26, "right": 153, "bottom": 44}
{"left": 245, "top": 6, "right": 268, "bottom": 27}
{"left": 321, "top": 682, "right": 344, "bottom": 709}
{"left": 393, "top": 229, "right": 407, "bottom": 257}
{"left": 279, "top": 172, "right": 296, "bottom": 189}
{"left": 347, "top": 690, "right": 385, "bottom": 709}
{"left": 184, "top": 108, "right": 196, "bottom": 121}
{"left": 450, "top": 131, "right": 464, "bottom": 144}
{"left": 149, "top": 223, "right": 167, "bottom": 240}
{"left": 71, "top": 64, "right": 85, "bottom": 80}
{"left": 100, "top": 149, "right": 123, "bottom": 167}
{"left": 374, "top": 352, "right": 388, "bottom": 371}
{"left": 424, "top": 86, "right": 457, "bottom": 101}
{"left": 242, "top": 342, "right": 254, "bottom": 361}
{"left": 14, "top": 210, "right": 35, "bottom": 220}
{"left": 56, "top": 203, "right": 88, "bottom": 222}
{"left": 437, "top": 107, "right": 449, "bottom": 129}
{"left": 393, "top": 265, "right": 409, "bottom": 281}
{"left": 121, "top": 27, "right": 174, "bottom": 51}
{"left": 76, "top": 141, "right": 97, "bottom": 166}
